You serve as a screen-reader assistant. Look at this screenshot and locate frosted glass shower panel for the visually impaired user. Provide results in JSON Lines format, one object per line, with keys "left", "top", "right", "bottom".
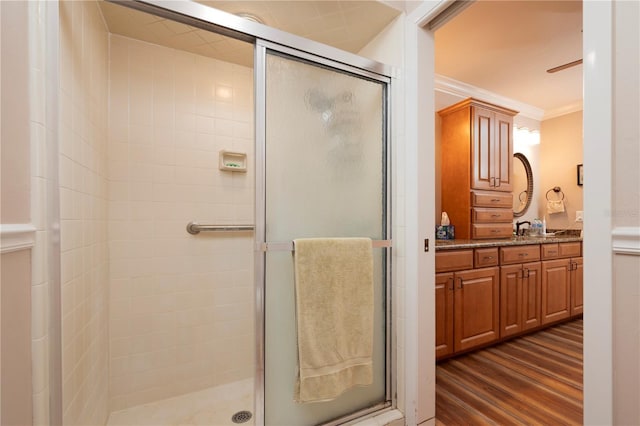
{"left": 264, "top": 52, "right": 387, "bottom": 425}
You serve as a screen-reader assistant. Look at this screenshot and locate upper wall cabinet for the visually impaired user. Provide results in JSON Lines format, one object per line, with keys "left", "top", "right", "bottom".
{"left": 471, "top": 105, "right": 514, "bottom": 192}
{"left": 439, "top": 98, "right": 518, "bottom": 239}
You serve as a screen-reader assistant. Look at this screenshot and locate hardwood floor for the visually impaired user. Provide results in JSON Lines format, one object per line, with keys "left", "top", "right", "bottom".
{"left": 436, "top": 319, "right": 583, "bottom": 425}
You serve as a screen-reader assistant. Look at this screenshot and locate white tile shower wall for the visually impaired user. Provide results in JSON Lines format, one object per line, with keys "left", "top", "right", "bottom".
{"left": 59, "top": 1, "right": 110, "bottom": 425}
{"left": 107, "top": 34, "right": 255, "bottom": 411}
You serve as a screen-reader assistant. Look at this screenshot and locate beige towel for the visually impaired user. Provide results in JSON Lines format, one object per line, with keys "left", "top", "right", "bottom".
{"left": 293, "top": 238, "right": 374, "bottom": 403}
{"left": 547, "top": 199, "right": 566, "bottom": 214}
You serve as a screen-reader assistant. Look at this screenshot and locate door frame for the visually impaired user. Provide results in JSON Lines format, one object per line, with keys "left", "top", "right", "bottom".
{"left": 410, "top": 0, "right": 613, "bottom": 423}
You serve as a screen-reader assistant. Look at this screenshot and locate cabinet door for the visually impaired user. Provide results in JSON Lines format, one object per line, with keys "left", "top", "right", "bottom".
{"left": 541, "top": 259, "right": 571, "bottom": 324}
{"left": 471, "top": 106, "right": 494, "bottom": 191}
{"left": 500, "top": 264, "right": 523, "bottom": 338}
{"left": 522, "top": 262, "right": 542, "bottom": 331}
{"left": 570, "top": 257, "right": 583, "bottom": 316}
{"left": 435, "top": 273, "right": 454, "bottom": 359}
{"left": 493, "top": 112, "right": 513, "bottom": 192}
{"left": 454, "top": 267, "right": 500, "bottom": 352}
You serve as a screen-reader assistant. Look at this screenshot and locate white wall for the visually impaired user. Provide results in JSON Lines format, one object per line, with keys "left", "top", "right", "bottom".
{"left": 107, "top": 34, "right": 255, "bottom": 411}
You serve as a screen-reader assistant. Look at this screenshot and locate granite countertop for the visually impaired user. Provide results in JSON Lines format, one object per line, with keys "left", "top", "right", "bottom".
{"left": 435, "top": 233, "right": 583, "bottom": 251}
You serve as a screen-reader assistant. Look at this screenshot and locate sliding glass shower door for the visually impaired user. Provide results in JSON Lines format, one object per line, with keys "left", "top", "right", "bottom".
{"left": 256, "top": 43, "right": 391, "bottom": 425}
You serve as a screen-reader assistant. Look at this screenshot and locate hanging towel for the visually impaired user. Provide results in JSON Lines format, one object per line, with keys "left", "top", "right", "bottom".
{"left": 292, "top": 237, "right": 374, "bottom": 403}
{"left": 547, "top": 199, "right": 566, "bottom": 214}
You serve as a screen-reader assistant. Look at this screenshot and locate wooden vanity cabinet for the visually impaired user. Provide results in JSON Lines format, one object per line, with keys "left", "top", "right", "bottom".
{"left": 500, "top": 262, "right": 542, "bottom": 338}
{"left": 436, "top": 241, "right": 581, "bottom": 359}
{"left": 541, "top": 242, "right": 583, "bottom": 324}
{"left": 439, "top": 98, "right": 518, "bottom": 239}
{"left": 499, "top": 246, "right": 542, "bottom": 338}
{"left": 436, "top": 250, "right": 500, "bottom": 359}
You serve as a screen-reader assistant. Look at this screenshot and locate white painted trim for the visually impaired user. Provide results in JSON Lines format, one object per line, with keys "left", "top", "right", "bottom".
{"left": 542, "top": 101, "right": 583, "bottom": 121}
{"left": 582, "top": 1, "right": 613, "bottom": 424}
{"left": 434, "top": 74, "right": 545, "bottom": 121}
{"left": 0, "top": 224, "right": 36, "bottom": 253}
{"left": 612, "top": 227, "right": 640, "bottom": 255}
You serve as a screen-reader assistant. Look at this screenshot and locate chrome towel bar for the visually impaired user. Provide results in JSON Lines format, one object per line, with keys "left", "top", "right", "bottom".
{"left": 256, "top": 239, "right": 392, "bottom": 252}
{"left": 186, "top": 222, "right": 255, "bottom": 235}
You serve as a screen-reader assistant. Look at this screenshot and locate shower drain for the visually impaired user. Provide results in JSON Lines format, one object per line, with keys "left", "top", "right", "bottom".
{"left": 231, "top": 410, "right": 253, "bottom": 424}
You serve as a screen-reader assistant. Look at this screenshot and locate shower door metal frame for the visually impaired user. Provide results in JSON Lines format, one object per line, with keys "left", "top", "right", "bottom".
{"left": 107, "top": 2, "right": 397, "bottom": 424}
{"left": 254, "top": 40, "right": 393, "bottom": 426}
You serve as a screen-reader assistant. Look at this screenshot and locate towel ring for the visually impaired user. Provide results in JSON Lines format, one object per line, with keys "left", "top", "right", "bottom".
{"left": 546, "top": 186, "right": 565, "bottom": 201}
{"left": 519, "top": 190, "right": 528, "bottom": 202}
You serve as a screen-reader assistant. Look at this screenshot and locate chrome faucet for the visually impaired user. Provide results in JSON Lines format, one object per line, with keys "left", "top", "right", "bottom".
{"left": 515, "top": 220, "right": 531, "bottom": 236}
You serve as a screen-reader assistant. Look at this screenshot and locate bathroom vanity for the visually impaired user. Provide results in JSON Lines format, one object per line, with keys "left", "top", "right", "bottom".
{"left": 435, "top": 236, "right": 583, "bottom": 360}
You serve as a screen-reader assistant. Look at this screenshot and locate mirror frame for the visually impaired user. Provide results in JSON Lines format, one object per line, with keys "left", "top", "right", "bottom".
{"left": 513, "top": 152, "right": 534, "bottom": 218}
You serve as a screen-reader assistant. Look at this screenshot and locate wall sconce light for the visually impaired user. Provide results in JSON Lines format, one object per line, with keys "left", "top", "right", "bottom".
{"left": 514, "top": 126, "right": 540, "bottom": 146}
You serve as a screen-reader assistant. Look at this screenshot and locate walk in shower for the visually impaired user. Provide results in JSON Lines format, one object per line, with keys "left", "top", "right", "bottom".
{"left": 56, "top": 1, "right": 394, "bottom": 425}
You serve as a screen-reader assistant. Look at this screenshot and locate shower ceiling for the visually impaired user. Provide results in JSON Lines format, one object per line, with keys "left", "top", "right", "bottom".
{"left": 98, "top": 1, "right": 583, "bottom": 115}
{"left": 97, "top": 0, "right": 402, "bottom": 68}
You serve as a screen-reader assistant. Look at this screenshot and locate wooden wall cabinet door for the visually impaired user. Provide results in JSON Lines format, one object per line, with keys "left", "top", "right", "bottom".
{"left": 500, "top": 262, "right": 541, "bottom": 338}
{"left": 454, "top": 267, "right": 500, "bottom": 352}
{"left": 471, "top": 106, "right": 514, "bottom": 193}
{"left": 570, "top": 257, "right": 583, "bottom": 316}
{"left": 541, "top": 259, "right": 572, "bottom": 324}
{"left": 435, "top": 273, "right": 454, "bottom": 358}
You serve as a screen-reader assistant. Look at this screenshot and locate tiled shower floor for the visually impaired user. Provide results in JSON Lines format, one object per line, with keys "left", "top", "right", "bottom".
{"left": 106, "top": 379, "right": 254, "bottom": 426}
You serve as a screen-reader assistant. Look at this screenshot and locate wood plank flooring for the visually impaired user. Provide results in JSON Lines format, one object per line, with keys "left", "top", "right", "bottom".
{"left": 436, "top": 319, "right": 583, "bottom": 425}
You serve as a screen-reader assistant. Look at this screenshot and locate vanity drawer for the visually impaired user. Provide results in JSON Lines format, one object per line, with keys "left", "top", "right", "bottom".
{"left": 500, "top": 245, "right": 541, "bottom": 265}
{"left": 475, "top": 247, "right": 499, "bottom": 268}
{"left": 541, "top": 241, "right": 582, "bottom": 259}
{"left": 541, "top": 243, "right": 560, "bottom": 259}
{"left": 543, "top": 241, "right": 582, "bottom": 259}
{"left": 436, "top": 250, "right": 474, "bottom": 273}
{"left": 471, "top": 223, "right": 513, "bottom": 239}
{"left": 559, "top": 242, "right": 581, "bottom": 257}
{"left": 472, "top": 207, "right": 514, "bottom": 223}
{"left": 471, "top": 191, "right": 513, "bottom": 208}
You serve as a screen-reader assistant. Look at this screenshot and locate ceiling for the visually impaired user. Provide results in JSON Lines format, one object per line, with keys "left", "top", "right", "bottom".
{"left": 98, "top": 0, "right": 583, "bottom": 118}
{"left": 435, "top": 0, "right": 583, "bottom": 117}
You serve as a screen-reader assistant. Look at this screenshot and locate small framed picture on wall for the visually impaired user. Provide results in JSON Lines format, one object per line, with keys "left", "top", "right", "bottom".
{"left": 577, "top": 164, "right": 584, "bottom": 186}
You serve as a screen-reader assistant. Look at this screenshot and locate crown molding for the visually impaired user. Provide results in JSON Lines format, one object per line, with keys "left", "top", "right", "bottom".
{"left": 542, "top": 101, "right": 584, "bottom": 120}
{"left": 435, "top": 74, "right": 545, "bottom": 121}
{"left": 1, "top": 223, "right": 36, "bottom": 254}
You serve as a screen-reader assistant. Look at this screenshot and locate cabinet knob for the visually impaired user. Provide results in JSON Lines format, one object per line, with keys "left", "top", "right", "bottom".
{"left": 491, "top": 214, "right": 501, "bottom": 218}
{"left": 447, "top": 277, "right": 454, "bottom": 291}
{"left": 491, "top": 198, "right": 500, "bottom": 203}
{"left": 518, "top": 252, "right": 529, "bottom": 257}
{"left": 483, "top": 256, "right": 494, "bottom": 261}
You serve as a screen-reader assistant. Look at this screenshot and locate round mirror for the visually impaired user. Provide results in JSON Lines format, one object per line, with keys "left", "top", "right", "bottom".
{"left": 513, "top": 153, "right": 533, "bottom": 217}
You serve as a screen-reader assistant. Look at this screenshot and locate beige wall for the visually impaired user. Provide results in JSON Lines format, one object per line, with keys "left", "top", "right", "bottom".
{"left": 59, "top": 1, "right": 110, "bottom": 424}
{"left": 612, "top": 0, "right": 640, "bottom": 423}
{"left": 107, "top": 34, "right": 254, "bottom": 411}
{"left": 1, "top": 251, "right": 33, "bottom": 426}
{"left": 1, "top": 1, "right": 33, "bottom": 425}
{"left": 1, "top": 0, "right": 31, "bottom": 224}
{"left": 539, "top": 111, "right": 583, "bottom": 231}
